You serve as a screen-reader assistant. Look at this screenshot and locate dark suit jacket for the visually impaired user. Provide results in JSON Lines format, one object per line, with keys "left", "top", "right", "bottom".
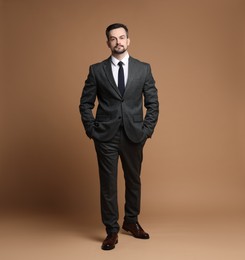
{"left": 79, "top": 56, "right": 159, "bottom": 143}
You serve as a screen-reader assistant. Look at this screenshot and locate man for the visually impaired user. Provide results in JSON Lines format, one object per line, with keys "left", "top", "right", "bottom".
{"left": 79, "top": 23, "right": 159, "bottom": 250}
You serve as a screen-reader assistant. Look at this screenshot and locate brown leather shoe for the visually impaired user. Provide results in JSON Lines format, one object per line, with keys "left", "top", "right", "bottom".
{"left": 122, "top": 221, "right": 150, "bottom": 239}
{"left": 101, "top": 232, "right": 118, "bottom": 250}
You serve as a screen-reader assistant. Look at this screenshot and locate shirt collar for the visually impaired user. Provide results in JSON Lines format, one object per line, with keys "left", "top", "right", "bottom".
{"left": 111, "top": 52, "right": 129, "bottom": 66}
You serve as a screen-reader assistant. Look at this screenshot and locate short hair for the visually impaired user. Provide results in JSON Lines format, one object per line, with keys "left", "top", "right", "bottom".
{"left": 106, "top": 23, "right": 129, "bottom": 40}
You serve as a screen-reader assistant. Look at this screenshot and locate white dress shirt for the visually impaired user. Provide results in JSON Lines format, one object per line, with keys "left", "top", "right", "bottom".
{"left": 111, "top": 53, "right": 129, "bottom": 88}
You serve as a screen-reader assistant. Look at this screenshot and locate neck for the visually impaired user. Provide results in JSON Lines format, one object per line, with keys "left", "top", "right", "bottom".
{"left": 112, "top": 51, "right": 128, "bottom": 61}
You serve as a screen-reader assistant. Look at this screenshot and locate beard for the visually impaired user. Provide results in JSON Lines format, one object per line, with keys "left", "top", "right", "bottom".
{"left": 112, "top": 45, "right": 127, "bottom": 54}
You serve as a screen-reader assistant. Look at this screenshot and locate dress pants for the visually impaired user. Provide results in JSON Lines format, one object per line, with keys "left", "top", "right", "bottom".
{"left": 94, "top": 127, "right": 146, "bottom": 234}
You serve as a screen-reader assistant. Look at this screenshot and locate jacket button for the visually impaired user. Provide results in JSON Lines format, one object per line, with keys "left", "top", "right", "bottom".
{"left": 121, "top": 99, "right": 124, "bottom": 102}
{"left": 118, "top": 116, "right": 121, "bottom": 119}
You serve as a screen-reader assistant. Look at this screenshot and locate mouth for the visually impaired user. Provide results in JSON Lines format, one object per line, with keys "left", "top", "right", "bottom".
{"left": 113, "top": 45, "right": 127, "bottom": 54}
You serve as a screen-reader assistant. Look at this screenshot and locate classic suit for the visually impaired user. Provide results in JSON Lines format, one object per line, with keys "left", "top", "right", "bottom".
{"left": 79, "top": 56, "right": 159, "bottom": 234}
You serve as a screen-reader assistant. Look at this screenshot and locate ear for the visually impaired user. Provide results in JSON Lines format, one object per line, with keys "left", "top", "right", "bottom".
{"left": 106, "top": 40, "right": 110, "bottom": 48}
{"left": 127, "top": 38, "right": 130, "bottom": 46}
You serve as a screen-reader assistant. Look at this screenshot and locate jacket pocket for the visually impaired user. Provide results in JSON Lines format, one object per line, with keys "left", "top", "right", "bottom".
{"left": 133, "top": 115, "right": 143, "bottom": 122}
{"left": 96, "top": 115, "right": 111, "bottom": 122}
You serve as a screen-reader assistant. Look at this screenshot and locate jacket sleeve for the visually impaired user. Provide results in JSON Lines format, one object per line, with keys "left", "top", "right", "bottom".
{"left": 79, "top": 65, "right": 97, "bottom": 138}
{"left": 143, "top": 64, "right": 159, "bottom": 138}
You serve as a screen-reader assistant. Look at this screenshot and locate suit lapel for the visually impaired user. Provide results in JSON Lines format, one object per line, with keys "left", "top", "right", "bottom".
{"left": 103, "top": 58, "right": 121, "bottom": 97}
{"left": 124, "top": 57, "right": 137, "bottom": 95}
{"left": 103, "top": 56, "right": 138, "bottom": 97}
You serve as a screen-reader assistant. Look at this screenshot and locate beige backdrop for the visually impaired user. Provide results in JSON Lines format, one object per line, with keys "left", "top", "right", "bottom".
{"left": 1, "top": 0, "right": 245, "bottom": 222}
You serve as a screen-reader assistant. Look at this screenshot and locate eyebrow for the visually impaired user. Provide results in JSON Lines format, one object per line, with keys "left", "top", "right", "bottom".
{"left": 109, "top": 34, "right": 126, "bottom": 39}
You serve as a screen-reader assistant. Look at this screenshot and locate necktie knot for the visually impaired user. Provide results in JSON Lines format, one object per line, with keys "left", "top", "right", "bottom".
{"left": 118, "top": 61, "right": 123, "bottom": 67}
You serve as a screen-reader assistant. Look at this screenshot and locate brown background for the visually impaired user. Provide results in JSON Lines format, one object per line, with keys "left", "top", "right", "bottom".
{"left": 1, "top": 0, "right": 245, "bottom": 223}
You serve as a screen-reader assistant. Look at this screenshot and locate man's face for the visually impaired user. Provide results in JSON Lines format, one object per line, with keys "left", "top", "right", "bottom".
{"left": 107, "top": 27, "right": 130, "bottom": 55}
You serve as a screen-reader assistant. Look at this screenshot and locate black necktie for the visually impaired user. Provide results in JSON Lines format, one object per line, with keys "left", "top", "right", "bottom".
{"left": 118, "top": 61, "right": 125, "bottom": 96}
